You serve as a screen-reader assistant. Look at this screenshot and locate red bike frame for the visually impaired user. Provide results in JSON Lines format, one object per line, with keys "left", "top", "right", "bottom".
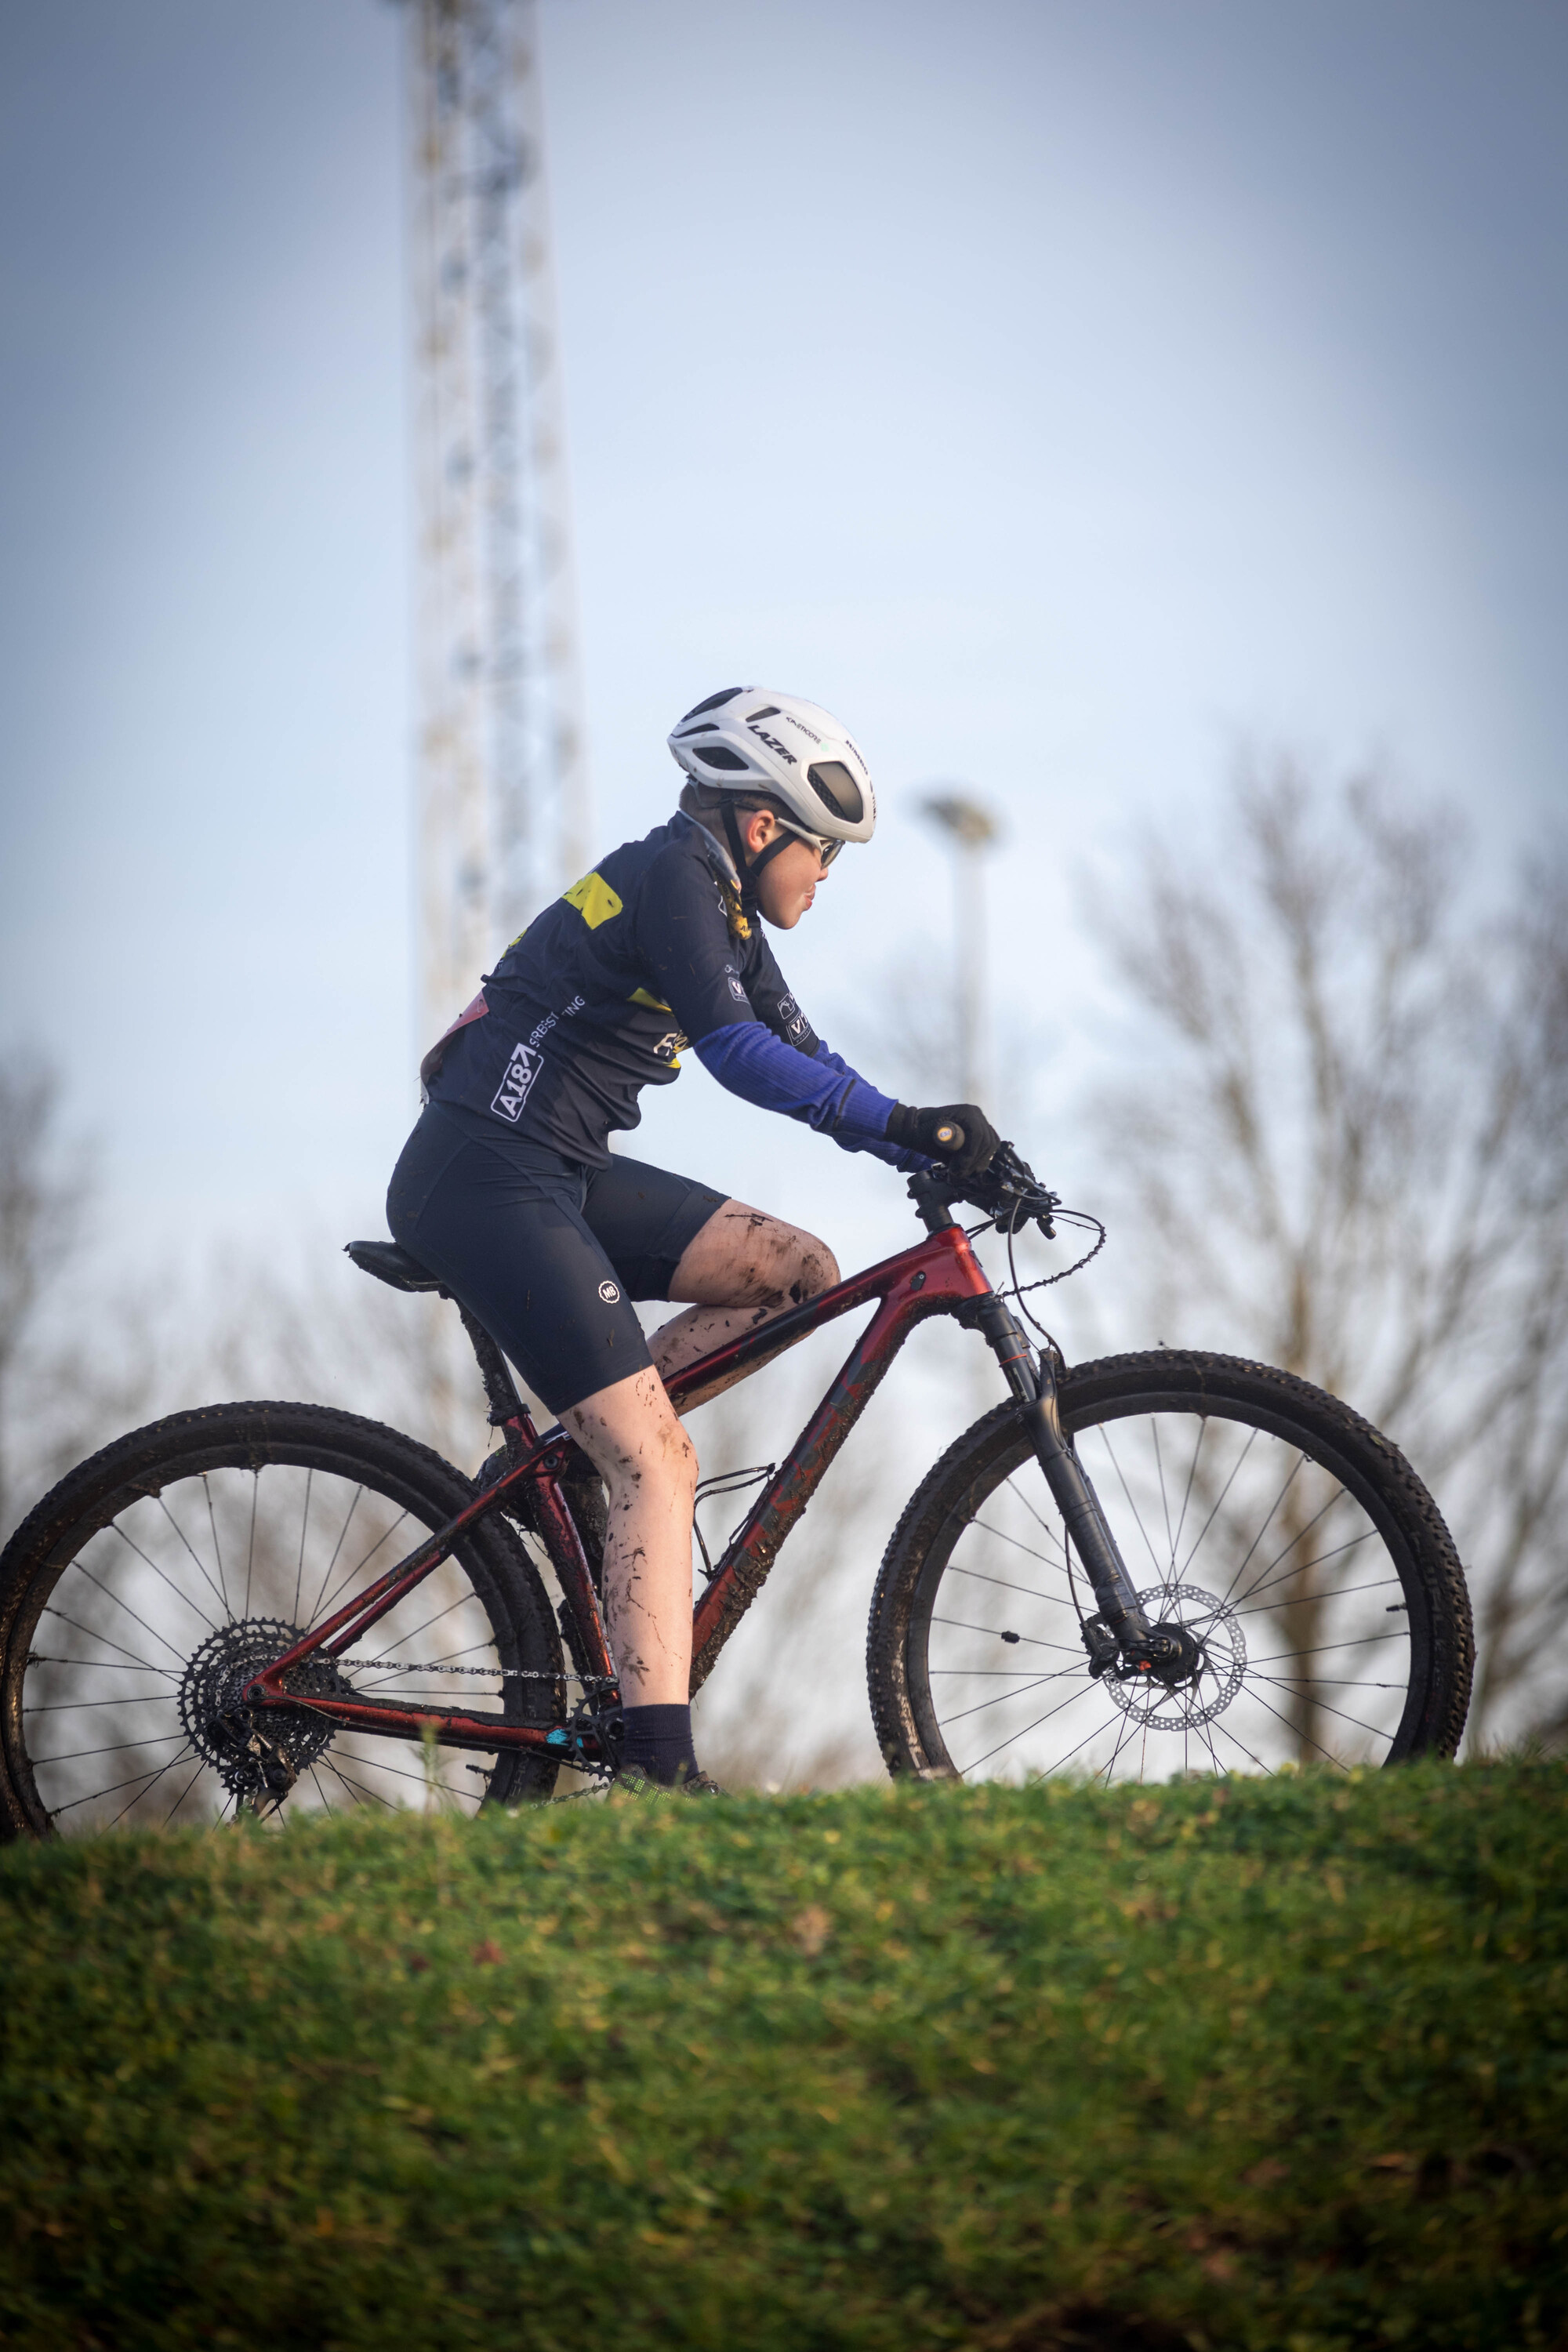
{"left": 245, "top": 1218, "right": 994, "bottom": 1762}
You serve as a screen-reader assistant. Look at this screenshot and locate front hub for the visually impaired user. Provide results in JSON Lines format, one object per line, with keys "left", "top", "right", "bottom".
{"left": 1098, "top": 1584, "right": 1247, "bottom": 1733}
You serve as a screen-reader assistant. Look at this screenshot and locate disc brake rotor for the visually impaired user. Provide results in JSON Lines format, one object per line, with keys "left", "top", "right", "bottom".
{"left": 1104, "top": 1584, "right": 1246, "bottom": 1732}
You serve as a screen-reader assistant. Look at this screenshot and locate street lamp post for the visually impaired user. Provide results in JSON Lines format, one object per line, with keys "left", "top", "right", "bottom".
{"left": 920, "top": 790, "right": 1001, "bottom": 1108}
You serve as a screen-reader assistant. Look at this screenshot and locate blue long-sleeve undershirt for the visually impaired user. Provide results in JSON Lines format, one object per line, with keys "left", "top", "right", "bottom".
{"left": 693, "top": 1025, "right": 931, "bottom": 1172}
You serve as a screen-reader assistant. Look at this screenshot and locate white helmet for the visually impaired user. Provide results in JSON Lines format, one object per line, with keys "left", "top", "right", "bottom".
{"left": 667, "top": 687, "right": 877, "bottom": 860}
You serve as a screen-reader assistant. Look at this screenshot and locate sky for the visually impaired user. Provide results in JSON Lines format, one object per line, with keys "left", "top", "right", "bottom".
{"left": 2, "top": 0, "right": 1565, "bottom": 1295}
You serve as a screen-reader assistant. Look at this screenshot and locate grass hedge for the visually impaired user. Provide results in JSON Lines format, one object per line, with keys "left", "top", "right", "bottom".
{"left": 1, "top": 1762, "right": 1564, "bottom": 2350}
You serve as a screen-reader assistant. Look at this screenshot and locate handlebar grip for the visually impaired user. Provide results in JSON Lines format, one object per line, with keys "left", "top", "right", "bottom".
{"left": 934, "top": 1120, "right": 965, "bottom": 1152}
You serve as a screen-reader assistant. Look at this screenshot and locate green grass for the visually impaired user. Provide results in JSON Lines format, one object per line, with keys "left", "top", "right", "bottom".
{"left": 1, "top": 1764, "right": 1565, "bottom": 2352}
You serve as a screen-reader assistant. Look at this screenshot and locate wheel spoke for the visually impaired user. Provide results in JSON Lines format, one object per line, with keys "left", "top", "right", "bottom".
{"left": 49, "top": 1752, "right": 186, "bottom": 1818}
{"left": 322, "top": 1758, "right": 397, "bottom": 1809}
{"left": 1238, "top": 1681, "right": 1371, "bottom": 1764}
{"left": 201, "top": 1476, "right": 231, "bottom": 1617}
{"left": 930, "top": 1615, "right": 1063, "bottom": 1653}
{"left": 1233, "top": 1563, "right": 1396, "bottom": 1616}
{"left": 292, "top": 1468, "right": 314, "bottom": 1625}
{"left": 1242, "top": 1680, "right": 1398, "bottom": 1746}
{"left": 938, "top": 1666, "right": 1088, "bottom": 1730}
{"left": 243, "top": 1472, "right": 260, "bottom": 1618}
{"left": 1177, "top": 1423, "right": 1260, "bottom": 1579}
{"left": 1227, "top": 1484, "right": 1353, "bottom": 1612}
{"left": 956, "top": 1678, "right": 1102, "bottom": 1776}
{"left": 1250, "top": 1631, "right": 1404, "bottom": 1664}
{"left": 1212, "top": 1450, "right": 1310, "bottom": 1606}
{"left": 1169, "top": 1414, "right": 1207, "bottom": 1571}
{"left": 1000, "top": 1471, "right": 1069, "bottom": 1555}
{"left": 1091, "top": 1422, "right": 1169, "bottom": 1581}
{"left": 106, "top": 1748, "right": 201, "bottom": 1828}
{"left": 74, "top": 1552, "right": 207, "bottom": 1660}
{"left": 161, "top": 1755, "right": 211, "bottom": 1828}
{"left": 891, "top": 1368, "right": 1464, "bottom": 1789}
{"left": 31, "top": 1730, "right": 188, "bottom": 1766}
{"left": 41, "top": 1606, "right": 176, "bottom": 1678}
{"left": 307, "top": 1484, "right": 367, "bottom": 1626}
{"left": 154, "top": 1494, "right": 231, "bottom": 1624}
{"left": 26, "top": 1693, "right": 177, "bottom": 1712}
{"left": 965, "top": 1521, "right": 1070, "bottom": 1582}
{"left": 314, "top": 1510, "right": 415, "bottom": 1625}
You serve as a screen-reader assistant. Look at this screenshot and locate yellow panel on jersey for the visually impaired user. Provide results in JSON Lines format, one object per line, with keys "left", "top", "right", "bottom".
{"left": 628, "top": 986, "right": 673, "bottom": 1011}
{"left": 563, "top": 871, "right": 624, "bottom": 929}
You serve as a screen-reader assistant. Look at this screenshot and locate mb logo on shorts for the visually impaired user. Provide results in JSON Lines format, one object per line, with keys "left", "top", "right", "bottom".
{"left": 491, "top": 1040, "right": 543, "bottom": 1124}
{"left": 598, "top": 1279, "right": 621, "bottom": 1303}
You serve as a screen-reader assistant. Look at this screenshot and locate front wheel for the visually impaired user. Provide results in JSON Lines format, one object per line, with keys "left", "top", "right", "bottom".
{"left": 867, "top": 1350, "right": 1473, "bottom": 1784}
{"left": 0, "top": 1402, "right": 567, "bottom": 1839}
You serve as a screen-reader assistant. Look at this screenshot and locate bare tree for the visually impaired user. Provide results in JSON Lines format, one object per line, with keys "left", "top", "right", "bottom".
{"left": 1087, "top": 753, "right": 1568, "bottom": 1747}
{"left": 0, "top": 1056, "right": 165, "bottom": 1541}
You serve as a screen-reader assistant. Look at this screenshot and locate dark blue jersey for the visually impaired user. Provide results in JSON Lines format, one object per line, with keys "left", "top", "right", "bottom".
{"left": 423, "top": 810, "right": 920, "bottom": 1172}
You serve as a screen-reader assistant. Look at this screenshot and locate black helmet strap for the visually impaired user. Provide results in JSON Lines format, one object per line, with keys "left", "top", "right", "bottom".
{"left": 720, "top": 797, "right": 803, "bottom": 900}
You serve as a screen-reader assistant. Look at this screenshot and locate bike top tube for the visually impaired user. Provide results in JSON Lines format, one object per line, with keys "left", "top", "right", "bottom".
{"left": 664, "top": 1218, "right": 993, "bottom": 1413}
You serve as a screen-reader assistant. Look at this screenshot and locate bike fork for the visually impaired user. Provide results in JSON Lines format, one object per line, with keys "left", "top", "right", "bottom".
{"left": 971, "top": 1296, "right": 1160, "bottom": 1667}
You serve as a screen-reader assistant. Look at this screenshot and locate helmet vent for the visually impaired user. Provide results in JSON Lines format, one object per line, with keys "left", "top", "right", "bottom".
{"left": 746, "top": 705, "right": 781, "bottom": 721}
{"left": 695, "top": 744, "right": 751, "bottom": 771}
{"left": 807, "top": 762, "right": 864, "bottom": 822}
{"left": 681, "top": 687, "right": 744, "bottom": 721}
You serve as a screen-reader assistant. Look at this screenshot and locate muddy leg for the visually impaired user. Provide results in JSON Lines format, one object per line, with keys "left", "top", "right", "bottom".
{"left": 648, "top": 1200, "right": 840, "bottom": 1403}
{"left": 560, "top": 1367, "right": 699, "bottom": 1707}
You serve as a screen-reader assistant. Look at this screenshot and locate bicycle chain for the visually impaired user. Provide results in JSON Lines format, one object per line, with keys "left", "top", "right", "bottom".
{"left": 354, "top": 1660, "right": 616, "bottom": 1686}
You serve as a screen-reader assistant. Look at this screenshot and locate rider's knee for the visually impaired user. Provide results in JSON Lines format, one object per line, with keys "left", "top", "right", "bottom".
{"left": 661, "top": 1412, "right": 699, "bottom": 1495}
{"left": 786, "top": 1229, "right": 839, "bottom": 1304}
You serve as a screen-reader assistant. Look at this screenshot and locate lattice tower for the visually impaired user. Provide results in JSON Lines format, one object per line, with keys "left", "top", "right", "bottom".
{"left": 404, "top": 0, "right": 590, "bottom": 1048}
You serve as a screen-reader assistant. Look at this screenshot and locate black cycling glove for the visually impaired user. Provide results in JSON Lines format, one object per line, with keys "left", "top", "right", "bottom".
{"left": 885, "top": 1102, "right": 1001, "bottom": 1181}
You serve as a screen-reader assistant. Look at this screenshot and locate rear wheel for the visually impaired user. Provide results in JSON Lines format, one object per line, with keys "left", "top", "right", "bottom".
{"left": 867, "top": 1350, "right": 1473, "bottom": 1784}
{"left": 0, "top": 1402, "right": 567, "bottom": 1839}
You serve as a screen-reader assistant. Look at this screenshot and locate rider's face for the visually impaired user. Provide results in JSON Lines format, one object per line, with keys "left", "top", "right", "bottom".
{"left": 742, "top": 812, "right": 828, "bottom": 929}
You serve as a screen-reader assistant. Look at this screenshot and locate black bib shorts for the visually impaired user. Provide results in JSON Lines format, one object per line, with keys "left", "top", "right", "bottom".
{"left": 387, "top": 1102, "right": 727, "bottom": 1415}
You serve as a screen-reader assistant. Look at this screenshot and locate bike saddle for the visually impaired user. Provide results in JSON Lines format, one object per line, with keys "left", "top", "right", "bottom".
{"left": 343, "top": 1239, "right": 447, "bottom": 1295}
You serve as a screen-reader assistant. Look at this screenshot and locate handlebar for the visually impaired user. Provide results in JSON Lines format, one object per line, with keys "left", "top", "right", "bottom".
{"left": 908, "top": 1140, "right": 1060, "bottom": 1239}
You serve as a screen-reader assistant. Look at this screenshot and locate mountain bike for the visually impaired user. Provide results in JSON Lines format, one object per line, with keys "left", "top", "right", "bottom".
{"left": 0, "top": 1148, "right": 1474, "bottom": 1837}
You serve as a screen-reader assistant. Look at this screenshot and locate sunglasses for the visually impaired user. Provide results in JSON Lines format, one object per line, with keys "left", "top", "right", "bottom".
{"left": 773, "top": 817, "right": 844, "bottom": 869}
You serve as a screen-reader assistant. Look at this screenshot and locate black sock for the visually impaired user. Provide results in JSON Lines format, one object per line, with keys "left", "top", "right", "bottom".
{"left": 621, "top": 1703, "right": 699, "bottom": 1786}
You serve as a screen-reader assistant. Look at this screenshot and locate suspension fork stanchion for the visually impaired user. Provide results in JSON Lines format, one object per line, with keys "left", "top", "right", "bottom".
{"left": 969, "top": 1293, "right": 1153, "bottom": 1650}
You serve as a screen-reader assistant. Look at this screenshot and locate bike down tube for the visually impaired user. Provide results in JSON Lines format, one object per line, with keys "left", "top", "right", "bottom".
{"left": 687, "top": 1221, "right": 993, "bottom": 1686}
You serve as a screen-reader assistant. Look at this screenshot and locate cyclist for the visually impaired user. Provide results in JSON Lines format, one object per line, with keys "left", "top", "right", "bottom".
{"left": 387, "top": 687, "right": 1000, "bottom": 1792}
